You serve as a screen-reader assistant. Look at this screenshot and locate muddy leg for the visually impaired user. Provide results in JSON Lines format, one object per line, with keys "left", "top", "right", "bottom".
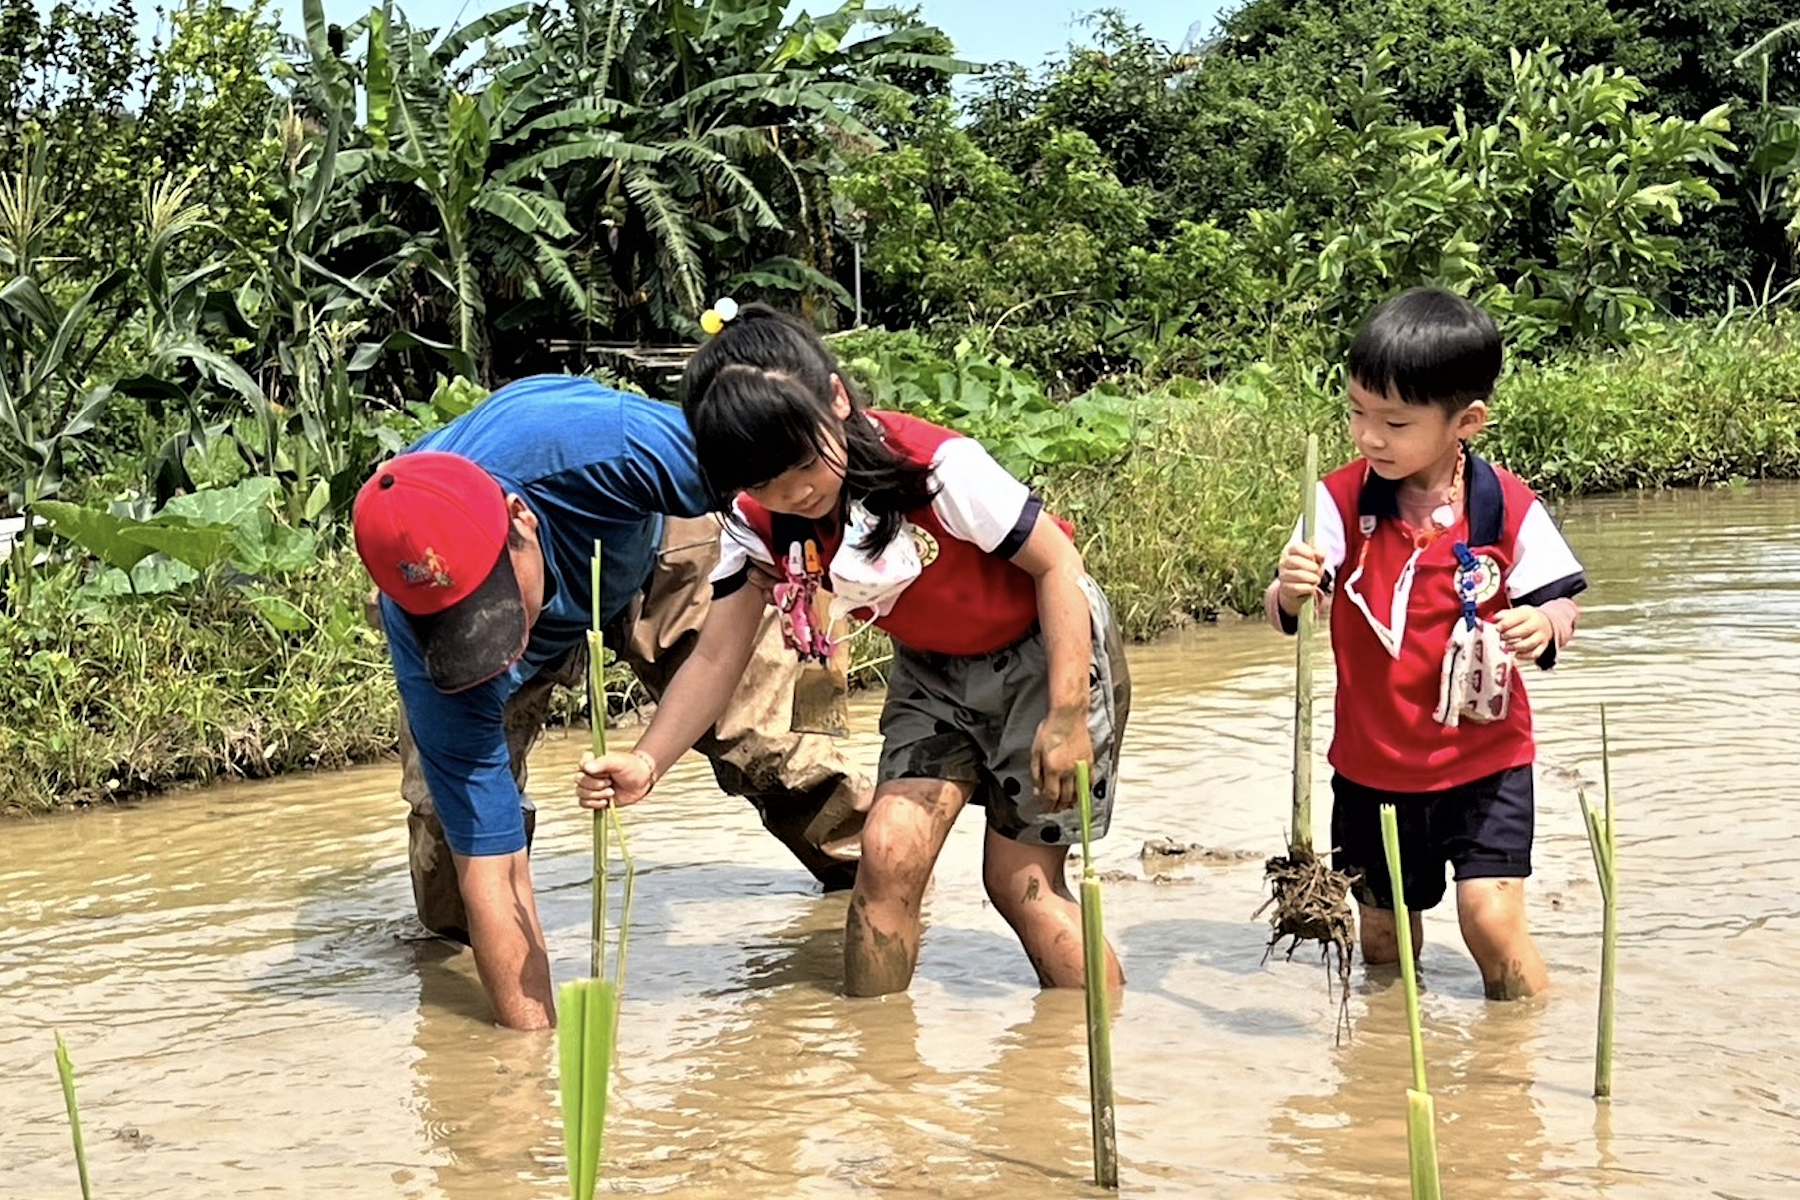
{"left": 1357, "top": 903, "right": 1423, "bottom": 968}
{"left": 844, "top": 778, "right": 970, "bottom": 997}
{"left": 1456, "top": 877, "right": 1548, "bottom": 999}
{"left": 982, "top": 830, "right": 1122, "bottom": 989}
{"left": 400, "top": 774, "right": 470, "bottom": 944}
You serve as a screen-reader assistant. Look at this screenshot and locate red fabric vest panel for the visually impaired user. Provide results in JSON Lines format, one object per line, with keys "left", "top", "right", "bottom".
{"left": 1323, "top": 460, "right": 1539, "bottom": 792}
{"left": 737, "top": 412, "right": 1069, "bottom": 656}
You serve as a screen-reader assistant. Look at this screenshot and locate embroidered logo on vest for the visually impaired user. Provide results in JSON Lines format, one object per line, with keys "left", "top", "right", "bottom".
{"left": 908, "top": 524, "right": 940, "bottom": 568}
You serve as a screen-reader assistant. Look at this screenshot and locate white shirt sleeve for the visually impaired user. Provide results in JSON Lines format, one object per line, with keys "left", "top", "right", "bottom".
{"left": 1287, "top": 481, "right": 1347, "bottom": 579}
{"left": 1506, "top": 499, "right": 1585, "bottom": 600}
{"left": 709, "top": 502, "right": 776, "bottom": 584}
{"left": 929, "top": 436, "right": 1035, "bottom": 554}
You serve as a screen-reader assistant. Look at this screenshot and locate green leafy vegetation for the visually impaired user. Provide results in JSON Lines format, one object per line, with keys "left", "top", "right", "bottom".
{"left": 4, "top": 0, "right": 1800, "bottom": 811}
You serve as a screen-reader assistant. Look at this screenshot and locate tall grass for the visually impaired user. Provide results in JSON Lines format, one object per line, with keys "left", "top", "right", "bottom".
{"left": 1050, "top": 318, "right": 1800, "bottom": 637}
{"left": 1490, "top": 320, "right": 1800, "bottom": 494}
{"left": 0, "top": 550, "right": 397, "bottom": 812}
{"left": 5, "top": 318, "right": 1799, "bottom": 811}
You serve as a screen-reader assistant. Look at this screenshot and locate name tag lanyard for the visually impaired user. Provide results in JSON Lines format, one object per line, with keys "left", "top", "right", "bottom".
{"left": 1340, "top": 450, "right": 1466, "bottom": 660}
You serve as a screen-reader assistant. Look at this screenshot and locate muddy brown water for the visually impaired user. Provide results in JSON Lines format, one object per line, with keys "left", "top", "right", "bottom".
{"left": 6, "top": 484, "right": 1800, "bottom": 1198}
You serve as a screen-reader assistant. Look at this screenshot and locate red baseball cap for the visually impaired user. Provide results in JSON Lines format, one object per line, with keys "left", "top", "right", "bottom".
{"left": 352, "top": 451, "right": 529, "bottom": 693}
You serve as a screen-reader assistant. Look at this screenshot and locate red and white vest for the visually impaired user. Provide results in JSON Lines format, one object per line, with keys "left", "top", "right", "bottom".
{"left": 736, "top": 413, "right": 1071, "bottom": 657}
{"left": 1324, "top": 454, "right": 1552, "bottom": 792}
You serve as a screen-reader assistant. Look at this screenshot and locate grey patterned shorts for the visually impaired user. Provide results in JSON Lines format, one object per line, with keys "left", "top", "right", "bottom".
{"left": 876, "top": 575, "right": 1130, "bottom": 847}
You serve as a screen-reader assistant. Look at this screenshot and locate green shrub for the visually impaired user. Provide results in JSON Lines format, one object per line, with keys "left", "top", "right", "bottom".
{"left": 0, "top": 550, "right": 394, "bottom": 812}
{"left": 1044, "top": 317, "right": 1800, "bottom": 636}
{"left": 8, "top": 319, "right": 1800, "bottom": 811}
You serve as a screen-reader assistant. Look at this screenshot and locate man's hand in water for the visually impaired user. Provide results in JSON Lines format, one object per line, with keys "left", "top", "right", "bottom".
{"left": 574, "top": 748, "right": 661, "bottom": 809}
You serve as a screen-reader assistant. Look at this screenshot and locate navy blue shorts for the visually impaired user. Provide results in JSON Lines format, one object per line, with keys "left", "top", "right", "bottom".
{"left": 1329, "top": 766, "right": 1534, "bottom": 911}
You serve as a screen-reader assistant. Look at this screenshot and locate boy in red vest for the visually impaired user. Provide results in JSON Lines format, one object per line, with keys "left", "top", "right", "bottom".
{"left": 1267, "top": 288, "right": 1585, "bottom": 999}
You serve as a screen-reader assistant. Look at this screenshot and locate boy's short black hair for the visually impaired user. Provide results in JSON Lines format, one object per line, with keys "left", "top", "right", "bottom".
{"left": 1347, "top": 287, "right": 1501, "bottom": 414}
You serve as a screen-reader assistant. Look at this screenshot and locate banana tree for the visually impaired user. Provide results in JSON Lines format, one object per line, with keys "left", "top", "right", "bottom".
{"left": 270, "top": 0, "right": 962, "bottom": 372}
{"left": 1736, "top": 20, "right": 1800, "bottom": 259}
{"left": 352, "top": 1, "right": 612, "bottom": 373}
{"left": 378, "top": 76, "right": 585, "bottom": 373}
{"left": 492, "top": 0, "right": 963, "bottom": 336}
{"left": 612, "top": 0, "right": 961, "bottom": 331}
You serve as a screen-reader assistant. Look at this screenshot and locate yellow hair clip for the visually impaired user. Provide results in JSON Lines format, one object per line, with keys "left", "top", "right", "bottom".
{"left": 700, "top": 296, "right": 739, "bottom": 335}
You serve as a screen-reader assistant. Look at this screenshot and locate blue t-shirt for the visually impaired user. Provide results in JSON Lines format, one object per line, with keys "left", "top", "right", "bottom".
{"left": 381, "top": 375, "right": 710, "bottom": 857}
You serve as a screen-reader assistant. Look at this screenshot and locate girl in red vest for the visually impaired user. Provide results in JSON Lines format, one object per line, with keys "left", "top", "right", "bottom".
{"left": 1268, "top": 288, "right": 1585, "bottom": 1000}
{"left": 577, "top": 303, "right": 1130, "bottom": 998}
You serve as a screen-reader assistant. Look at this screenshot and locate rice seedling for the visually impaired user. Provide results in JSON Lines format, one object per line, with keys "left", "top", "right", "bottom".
{"left": 1077, "top": 760, "right": 1119, "bottom": 1189}
{"left": 1579, "top": 706, "right": 1619, "bottom": 1100}
{"left": 54, "top": 1032, "right": 93, "bottom": 1200}
{"left": 1379, "top": 805, "right": 1441, "bottom": 1200}
{"left": 558, "top": 540, "right": 637, "bottom": 1200}
{"left": 1259, "top": 434, "right": 1357, "bottom": 1027}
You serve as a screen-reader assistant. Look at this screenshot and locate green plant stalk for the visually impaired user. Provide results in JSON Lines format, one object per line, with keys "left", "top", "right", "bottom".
{"left": 588, "top": 629, "right": 609, "bottom": 978}
{"left": 559, "top": 846, "right": 634, "bottom": 1200}
{"left": 556, "top": 975, "right": 624, "bottom": 1200}
{"left": 1379, "top": 804, "right": 1440, "bottom": 1200}
{"left": 558, "top": 541, "right": 639, "bottom": 1200}
{"left": 1379, "top": 806, "right": 1427, "bottom": 1092}
{"left": 1579, "top": 706, "right": 1618, "bottom": 1100}
{"left": 1077, "top": 760, "right": 1119, "bottom": 1190}
{"left": 1600, "top": 708, "right": 1616, "bottom": 1100}
{"left": 54, "top": 1032, "right": 92, "bottom": 1200}
{"left": 576, "top": 980, "right": 619, "bottom": 1200}
{"left": 590, "top": 541, "right": 607, "bottom": 979}
{"left": 608, "top": 803, "right": 636, "bottom": 986}
{"left": 557, "top": 983, "right": 587, "bottom": 1200}
{"left": 1405, "top": 1089, "right": 1442, "bottom": 1200}
{"left": 1292, "top": 432, "right": 1319, "bottom": 853}
{"left": 19, "top": 476, "right": 37, "bottom": 607}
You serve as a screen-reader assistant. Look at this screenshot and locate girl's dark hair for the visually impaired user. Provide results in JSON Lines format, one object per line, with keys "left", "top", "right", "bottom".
{"left": 1347, "top": 287, "right": 1502, "bottom": 414}
{"left": 680, "top": 303, "right": 936, "bottom": 552}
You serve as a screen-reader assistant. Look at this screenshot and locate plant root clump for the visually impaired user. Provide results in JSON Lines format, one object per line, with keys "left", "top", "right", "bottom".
{"left": 1256, "top": 846, "right": 1359, "bottom": 1041}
